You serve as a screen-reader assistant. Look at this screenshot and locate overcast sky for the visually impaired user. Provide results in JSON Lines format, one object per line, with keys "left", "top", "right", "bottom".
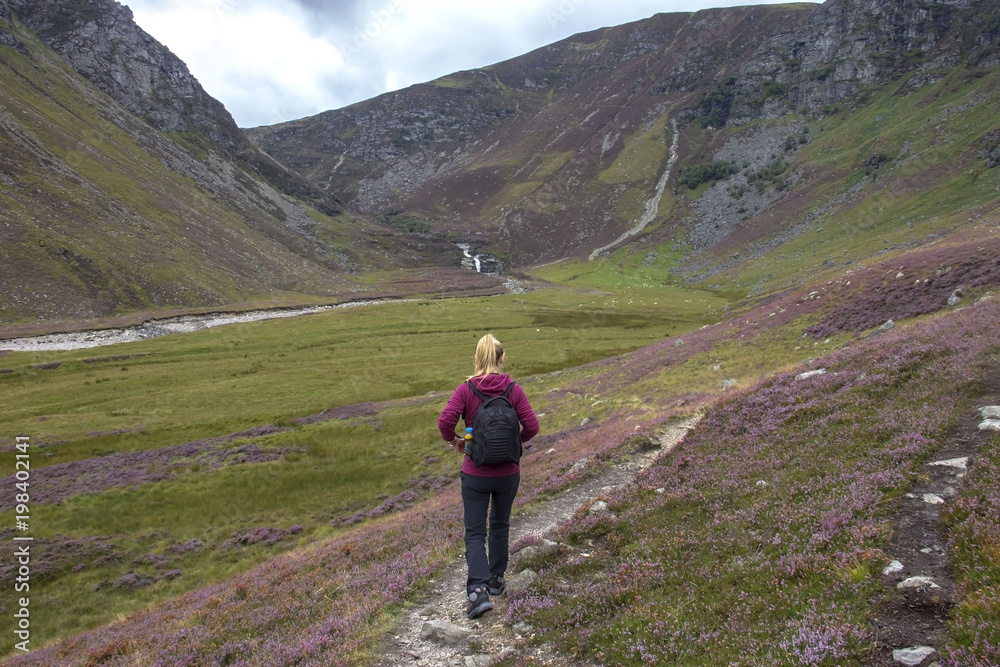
{"left": 123, "top": 0, "right": 812, "bottom": 129}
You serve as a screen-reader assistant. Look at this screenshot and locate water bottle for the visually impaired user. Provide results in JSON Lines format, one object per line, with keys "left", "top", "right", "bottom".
{"left": 464, "top": 427, "right": 473, "bottom": 445}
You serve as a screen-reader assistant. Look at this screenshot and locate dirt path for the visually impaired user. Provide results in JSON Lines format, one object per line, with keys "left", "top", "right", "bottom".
{"left": 871, "top": 361, "right": 1000, "bottom": 666}
{"left": 376, "top": 415, "right": 701, "bottom": 667}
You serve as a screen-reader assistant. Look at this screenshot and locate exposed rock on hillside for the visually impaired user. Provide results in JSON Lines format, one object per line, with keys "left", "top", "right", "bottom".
{"left": 251, "top": 0, "right": 1000, "bottom": 269}
{"left": 2, "top": 0, "right": 343, "bottom": 215}
{"left": 5, "top": 0, "right": 240, "bottom": 147}
{"left": 0, "top": 1, "right": 465, "bottom": 322}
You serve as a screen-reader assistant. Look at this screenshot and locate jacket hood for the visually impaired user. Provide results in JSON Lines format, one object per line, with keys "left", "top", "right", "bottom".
{"left": 469, "top": 373, "right": 512, "bottom": 394}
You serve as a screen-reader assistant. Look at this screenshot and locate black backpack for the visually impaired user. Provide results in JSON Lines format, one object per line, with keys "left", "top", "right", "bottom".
{"left": 465, "top": 380, "right": 522, "bottom": 467}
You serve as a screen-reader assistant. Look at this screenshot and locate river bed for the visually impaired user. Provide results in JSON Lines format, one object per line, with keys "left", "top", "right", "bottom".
{"left": 0, "top": 299, "right": 415, "bottom": 353}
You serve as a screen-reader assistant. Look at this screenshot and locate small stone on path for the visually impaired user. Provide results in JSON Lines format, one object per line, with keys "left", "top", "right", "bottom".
{"left": 419, "top": 620, "right": 474, "bottom": 645}
{"left": 892, "top": 645, "right": 938, "bottom": 666}
{"left": 897, "top": 576, "right": 940, "bottom": 591}
{"left": 922, "top": 493, "right": 945, "bottom": 505}
{"left": 927, "top": 457, "right": 969, "bottom": 470}
{"left": 979, "top": 405, "right": 1000, "bottom": 419}
{"left": 979, "top": 419, "right": 1000, "bottom": 432}
{"left": 883, "top": 560, "right": 904, "bottom": 575}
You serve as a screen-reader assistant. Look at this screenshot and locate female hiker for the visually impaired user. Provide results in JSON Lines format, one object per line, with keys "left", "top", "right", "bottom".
{"left": 438, "top": 333, "right": 539, "bottom": 619}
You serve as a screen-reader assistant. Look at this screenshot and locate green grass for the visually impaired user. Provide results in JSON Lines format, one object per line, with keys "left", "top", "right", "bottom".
{"left": 0, "top": 283, "right": 737, "bottom": 653}
{"left": 15, "top": 400, "right": 461, "bottom": 649}
{"left": 707, "top": 66, "right": 1000, "bottom": 294}
{"left": 0, "top": 288, "right": 729, "bottom": 463}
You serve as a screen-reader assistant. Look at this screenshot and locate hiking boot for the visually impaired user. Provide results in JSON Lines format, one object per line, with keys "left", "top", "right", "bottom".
{"left": 487, "top": 575, "right": 506, "bottom": 596}
{"left": 466, "top": 586, "right": 493, "bottom": 619}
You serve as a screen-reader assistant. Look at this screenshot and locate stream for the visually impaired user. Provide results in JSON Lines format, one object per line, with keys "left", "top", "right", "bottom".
{"left": 0, "top": 299, "right": 414, "bottom": 353}
{"left": 2, "top": 245, "right": 518, "bottom": 353}
{"left": 589, "top": 117, "right": 679, "bottom": 261}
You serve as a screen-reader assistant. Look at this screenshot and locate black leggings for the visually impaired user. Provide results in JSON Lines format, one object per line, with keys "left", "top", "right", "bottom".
{"left": 460, "top": 471, "right": 520, "bottom": 594}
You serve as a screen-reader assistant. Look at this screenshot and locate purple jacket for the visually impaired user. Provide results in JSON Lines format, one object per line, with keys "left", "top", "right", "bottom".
{"left": 438, "top": 373, "right": 539, "bottom": 477}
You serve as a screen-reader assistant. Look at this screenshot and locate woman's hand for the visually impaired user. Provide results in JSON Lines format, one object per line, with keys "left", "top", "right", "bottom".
{"left": 450, "top": 436, "right": 465, "bottom": 454}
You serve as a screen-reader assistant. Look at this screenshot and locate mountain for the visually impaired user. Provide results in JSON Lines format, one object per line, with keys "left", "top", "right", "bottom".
{"left": 0, "top": 0, "right": 481, "bottom": 326}
{"left": 249, "top": 0, "right": 1000, "bottom": 287}
{"left": 3, "top": 0, "right": 997, "bottom": 325}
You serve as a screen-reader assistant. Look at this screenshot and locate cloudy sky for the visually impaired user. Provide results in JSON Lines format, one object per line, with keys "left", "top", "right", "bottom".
{"left": 123, "top": 0, "right": 811, "bottom": 129}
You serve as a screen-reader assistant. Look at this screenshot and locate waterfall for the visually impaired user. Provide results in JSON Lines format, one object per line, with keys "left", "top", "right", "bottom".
{"left": 589, "top": 117, "right": 679, "bottom": 261}
{"left": 457, "top": 243, "right": 481, "bottom": 272}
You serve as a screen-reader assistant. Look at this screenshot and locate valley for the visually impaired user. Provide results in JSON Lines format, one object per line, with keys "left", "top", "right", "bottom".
{"left": 1, "top": 0, "right": 999, "bottom": 663}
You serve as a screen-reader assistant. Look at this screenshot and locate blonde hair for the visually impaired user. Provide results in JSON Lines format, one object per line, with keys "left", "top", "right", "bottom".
{"left": 471, "top": 333, "right": 505, "bottom": 379}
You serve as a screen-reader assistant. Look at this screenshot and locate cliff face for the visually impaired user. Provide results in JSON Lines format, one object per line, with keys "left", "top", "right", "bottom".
{"left": 4, "top": 0, "right": 242, "bottom": 147}
{"left": 1, "top": 0, "right": 344, "bottom": 215}
{"left": 249, "top": 0, "right": 1000, "bottom": 267}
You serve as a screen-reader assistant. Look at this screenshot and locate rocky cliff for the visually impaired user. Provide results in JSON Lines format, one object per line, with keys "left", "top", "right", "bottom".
{"left": 1, "top": 0, "right": 343, "bottom": 215}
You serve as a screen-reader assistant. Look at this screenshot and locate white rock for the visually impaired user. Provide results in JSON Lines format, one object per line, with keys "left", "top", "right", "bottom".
{"left": 922, "top": 494, "right": 945, "bottom": 505}
{"left": 979, "top": 419, "right": 1000, "bottom": 432}
{"left": 892, "top": 645, "right": 937, "bottom": 666}
{"left": 722, "top": 378, "right": 738, "bottom": 389}
{"left": 796, "top": 368, "right": 827, "bottom": 380}
{"left": 978, "top": 405, "right": 1000, "bottom": 419}
{"left": 883, "top": 560, "right": 904, "bottom": 575}
{"left": 897, "top": 576, "right": 940, "bottom": 590}
{"left": 928, "top": 457, "right": 969, "bottom": 470}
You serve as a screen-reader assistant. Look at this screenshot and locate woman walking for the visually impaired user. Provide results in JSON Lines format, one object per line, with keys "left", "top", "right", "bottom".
{"left": 438, "top": 333, "right": 539, "bottom": 619}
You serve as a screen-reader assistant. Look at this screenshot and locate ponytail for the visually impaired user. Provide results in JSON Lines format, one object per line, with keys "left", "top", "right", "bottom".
{"left": 471, "top": 333, "right": 505, "bottom": 379}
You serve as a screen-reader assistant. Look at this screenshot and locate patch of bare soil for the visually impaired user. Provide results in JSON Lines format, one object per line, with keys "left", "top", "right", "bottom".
{"left": 871, "top": 361, "right": 1000, "bottom": 666}
{"left": 375, "top": 416, "right": 701, "bottom": 667}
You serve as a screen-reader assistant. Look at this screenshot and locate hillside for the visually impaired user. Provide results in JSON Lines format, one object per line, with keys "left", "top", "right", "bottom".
{"left": 1, "top": 0, "right": 1000, "bottom": 664}
{"left": 0, "top": 0, "right": 483, "bottom": 326}
{"left": 250, "top": 0, "right": 1000, "bottom": 286}
{"left": 3, "top": 228, "right": 998, "bottom": 665}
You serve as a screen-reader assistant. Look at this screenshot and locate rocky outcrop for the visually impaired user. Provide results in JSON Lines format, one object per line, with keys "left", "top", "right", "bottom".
{"left": 4, "top": 0, "right": 344, "bottom": 214}
{"left": 6, "top": 0, "right": 241, "bottom": 147}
